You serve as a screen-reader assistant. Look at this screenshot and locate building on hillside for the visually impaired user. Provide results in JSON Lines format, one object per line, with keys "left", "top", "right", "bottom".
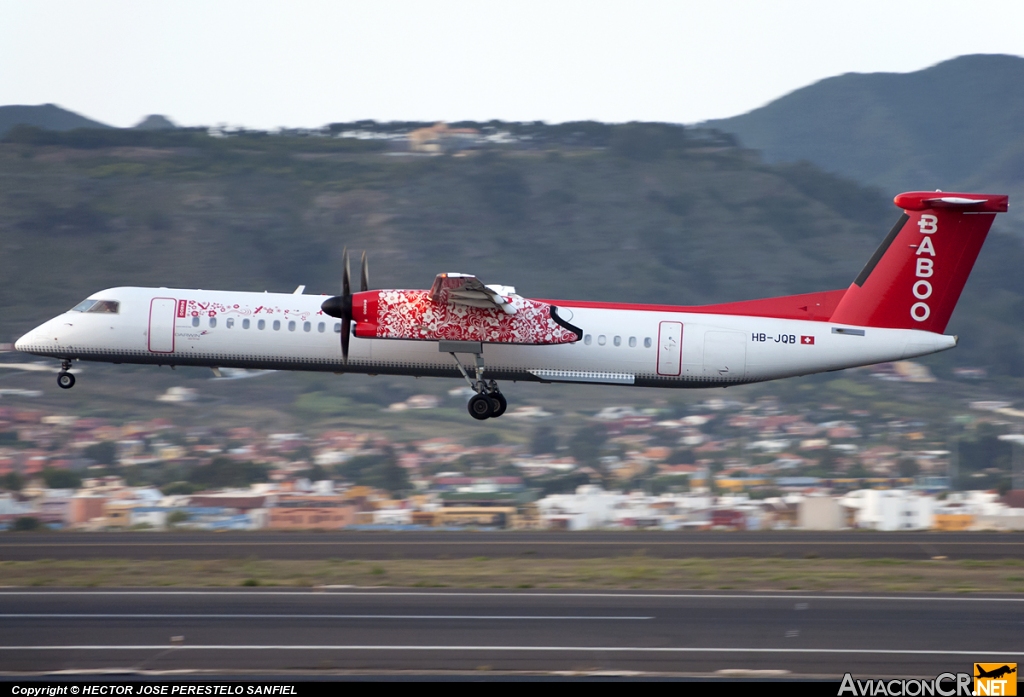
{"left": 537, "top": 485, "right": 624, "bottom": 530}
{"left": 407, "top": 123, "right": 481, "bottom": 154}
{"left": 68, "top": 495, "right": 106, "bottom": 525}
{"left": 798, "top": 496, "right": 845, "bottom": 530}
{"left": 267, "top": 496, "right": 356, "bottom": 530}
{"left": 841, "top": 489, "right": 934, "bottom": 530}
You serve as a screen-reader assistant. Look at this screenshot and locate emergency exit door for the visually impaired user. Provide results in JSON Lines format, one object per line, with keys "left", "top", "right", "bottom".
{"left": 657, "top": 321, "right": 683, "bottom": 376}
{"left": 148, "top": 297, "right": 176, "bottom": 353}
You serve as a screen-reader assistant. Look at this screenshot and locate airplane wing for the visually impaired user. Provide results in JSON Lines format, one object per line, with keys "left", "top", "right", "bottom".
{"left": 428, "top": 273, "right": 517, "bottom": 315}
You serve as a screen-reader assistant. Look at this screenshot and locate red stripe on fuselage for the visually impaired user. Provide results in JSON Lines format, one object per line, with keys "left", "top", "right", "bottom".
{"left": 535, "top": 288, "right": 847, "bottom": 322}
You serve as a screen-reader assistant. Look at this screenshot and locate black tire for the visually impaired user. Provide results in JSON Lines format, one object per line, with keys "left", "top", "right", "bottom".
{"left": 490, "top": 392, "right": 507, "bottom": 418}
{"left": 57, "top": 372, "right": 75, "bottom": 389}
{"left": 468, "top": 394, "right": 494, "bottom": 420}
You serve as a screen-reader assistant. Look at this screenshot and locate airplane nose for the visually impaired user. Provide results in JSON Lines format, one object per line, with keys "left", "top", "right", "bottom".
{"left": 14, "top": 331, "right": 32, "bottom": 352}
{"left": 15, "top": 324, "right": 49, "bottom": 354}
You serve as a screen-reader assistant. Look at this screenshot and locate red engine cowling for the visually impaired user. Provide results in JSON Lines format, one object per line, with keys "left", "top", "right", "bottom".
{"left": 351, "top": 290, "right": 581, "bottom": 345}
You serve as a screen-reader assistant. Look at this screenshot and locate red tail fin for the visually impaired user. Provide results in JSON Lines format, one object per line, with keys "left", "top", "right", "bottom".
{"left": 829, "top": 192, "right": 1008, "bottom": 333}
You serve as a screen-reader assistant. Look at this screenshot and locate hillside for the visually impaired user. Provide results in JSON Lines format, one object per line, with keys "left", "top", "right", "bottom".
{"left": 705, "top": 54, "right": 1024, "bottom": 227}
{"left": 1, "top": 125, "right": 1023, "bottom": 377}
{"left": 0, "top": 104, "right": 111, "bottom": 138}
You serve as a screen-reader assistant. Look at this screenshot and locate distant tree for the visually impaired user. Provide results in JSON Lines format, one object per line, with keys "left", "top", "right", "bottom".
{"left": 362, "top": 449, "right": 411, "bottom": 495}
{"left": 187, "top": 458, "right": 270, "bottom": 489}
{"left": 84, "top": 441, "right": 117, "bottom": 466}
{"left": 847, "top": 463, "right": 871, "bottom": 479}
{"left": 166, "top": 510, "right": 190, "bottom": 526}
{"left": 160, "top": 481, "right": 199, "bottom": 496}
{"left": 530, "top": 425, "right": 558, "bottom": 455}
{"left": 41, "top": 468, "right": 81, "bottom": 489}
{"left": 296, "top": 463, "right": 329, "bottom": 481}
{"left": 1, "top": 472, "right": 24, "bottom": 491}
{"left": 12, "top": 516, "right": 41, "bottom": 531}
{"left": 569, "top": 424, "right": 607, "bottom": 468}
{"left": 897, "top": 458, "right": 920, "bottom": 478}
{"left": 666, "top": 448, "right": 693, "bottom": 465}
{"left": 649, "top": 475, "right": 689, "bottom": 495}
{"left": 531, "top": 470, "right": 592, "bottom": 497}
{"left": 609, "top": 122, "right": 688, "bottom": 161}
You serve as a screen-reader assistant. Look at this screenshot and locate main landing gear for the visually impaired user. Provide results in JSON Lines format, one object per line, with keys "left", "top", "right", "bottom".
{"left": 445, "top": 343, "right": 507, "bottom": 420}
{"left": 467, "top": 382, "right": 507, "bottom": 420}
{"left": 57, "top": 359, "right": 75, "bottom": 389}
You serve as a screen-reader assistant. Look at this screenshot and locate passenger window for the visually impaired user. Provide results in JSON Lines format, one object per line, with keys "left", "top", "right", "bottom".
{"left": 191, "top": 316, "right": 200, "bottom": 327}
{"left": 209, "top": 317, "right": 217, "bottom": 328}
{"left": 226, "top": 318, "right": 234, "bottom": 329}
{"left": 584, "top": 334, "right": 592, "bottom": 345}
{"left": 334, "top": 323, "right": 342, "bottom": 333}
{"left": 318, "top": 322, "right": 326, "bottom": 333}
{"left": 242, "top": 319, "right": 250, "bottom": 329}
{"left": 303, "top": 321, "right": 311, "bottom": 332}
{"left": 644, "top": 337, "right": 652, "bottom": 348}
{"left": 598, "top": 335, "right": 606, "bottom": 346}
{"left": 258, "top": 319, "right": 266, "bottom": 330}
{"left": 629, "top": 336, "right": 636, "bottom": 348}
{"left": 613, "top": 336, "right": 621, "bottom": 347}
{"left": 288, "top": 321, "right": 296, "bottom": 332}
{"left": 273, "top": 320, "right": 281, "bottom": 331}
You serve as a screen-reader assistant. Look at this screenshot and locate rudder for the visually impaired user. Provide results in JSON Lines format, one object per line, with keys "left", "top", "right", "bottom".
{"left": 829, "top": 191, "right": 1009, "bottom": 333}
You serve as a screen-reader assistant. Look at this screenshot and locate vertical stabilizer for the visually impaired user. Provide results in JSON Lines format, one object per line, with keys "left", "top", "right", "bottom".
{"left": 829, "top": 192, "right": 1008, "bottom": 333}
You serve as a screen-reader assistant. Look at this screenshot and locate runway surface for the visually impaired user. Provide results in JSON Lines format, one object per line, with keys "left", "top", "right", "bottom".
{"left": 0, "top": 531, "right": 1022, "bottom": 560}
{"left": 0, "top": 590, "right": 1021, "bottom": 678}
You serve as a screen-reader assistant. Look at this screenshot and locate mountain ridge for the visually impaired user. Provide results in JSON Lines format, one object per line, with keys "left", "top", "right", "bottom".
{"left": 0, "top": 104, "right": 111, "bottom": 138}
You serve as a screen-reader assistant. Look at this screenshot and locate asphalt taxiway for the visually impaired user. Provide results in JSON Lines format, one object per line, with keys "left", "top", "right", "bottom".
{"left": 0, "top": 531, "right": 1022, "bottom": 561}
{"left": 0, "top": 590, "right": 1021, "bottom": 678}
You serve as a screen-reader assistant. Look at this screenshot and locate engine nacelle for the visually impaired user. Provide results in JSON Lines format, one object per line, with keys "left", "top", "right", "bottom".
{"left": 351, "top": 290, "right": 581, "bottom": 345}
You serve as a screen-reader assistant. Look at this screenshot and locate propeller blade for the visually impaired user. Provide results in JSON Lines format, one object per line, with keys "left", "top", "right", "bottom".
{"left": 342, "top": 247, "right": 351, "bottom": 299}
{"left": 360, "top": 251, "right": 369, "bottom": 292}
{"left": 341, "top": 317, "right": 350, "bottom": 362}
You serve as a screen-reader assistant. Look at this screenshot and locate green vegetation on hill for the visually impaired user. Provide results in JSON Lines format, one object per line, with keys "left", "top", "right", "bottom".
{"left": 1, "top": 121, "right": 1023, "bottom": 377}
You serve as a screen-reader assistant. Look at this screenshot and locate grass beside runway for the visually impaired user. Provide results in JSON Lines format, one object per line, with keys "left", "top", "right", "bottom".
{"left": 2, "top": 556, "right": 1024, "bottom": 592}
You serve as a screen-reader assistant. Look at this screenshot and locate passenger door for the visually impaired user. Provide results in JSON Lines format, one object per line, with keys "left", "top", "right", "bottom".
{"left": 148, "top": 297, "right": 176, "bottom": 353}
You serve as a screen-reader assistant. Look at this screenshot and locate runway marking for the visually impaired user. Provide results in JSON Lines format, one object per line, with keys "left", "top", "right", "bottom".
{"left": 2, "top": 645, "right": 1023, "bottom": 656}
{"left": 0, "top": 614, "right": 651, "bottom": 621}
{"left": 2, "top": 591, "right": 1022, "bottom": 602}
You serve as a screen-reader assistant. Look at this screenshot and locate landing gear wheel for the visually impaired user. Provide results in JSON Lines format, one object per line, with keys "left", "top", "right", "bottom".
{"left": 57, "top": 372, "right": 75, "bottom": 389}
{"left": 468, "top": 393, "right": 495, "bottom": 420}
{"left": 489, "top": 392, "right": 507, "bottom": 418}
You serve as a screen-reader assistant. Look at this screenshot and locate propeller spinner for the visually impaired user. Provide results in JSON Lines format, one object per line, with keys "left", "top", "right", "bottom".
{"left": 320, "top": 248, "right": 369, "bottom": 362}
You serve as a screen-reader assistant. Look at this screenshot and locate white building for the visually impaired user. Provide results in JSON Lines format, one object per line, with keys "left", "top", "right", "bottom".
{"left": 841, "top": 489, "right": 934, "bottom": 530}
{"left": 537, "top": 485, "right": 625, "bottom": 530}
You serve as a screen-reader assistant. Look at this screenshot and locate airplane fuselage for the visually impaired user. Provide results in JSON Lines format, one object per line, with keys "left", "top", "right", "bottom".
{"left": 15, "top": 286, "right": 955, "bottom": 388}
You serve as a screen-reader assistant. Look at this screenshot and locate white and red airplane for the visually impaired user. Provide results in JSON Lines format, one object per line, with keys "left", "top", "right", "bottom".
{"left": 14, "top": 191, "right": 1009, "bottom": 420}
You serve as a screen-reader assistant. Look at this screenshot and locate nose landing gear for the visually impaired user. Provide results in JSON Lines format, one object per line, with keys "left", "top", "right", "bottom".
{"left": 57, "top": 359, "right": 75, "bottom": 389}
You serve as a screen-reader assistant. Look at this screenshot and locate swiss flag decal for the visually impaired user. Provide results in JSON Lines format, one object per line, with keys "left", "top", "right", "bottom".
{"left": 801, "top": 335, "right": 815, "bottom": 345}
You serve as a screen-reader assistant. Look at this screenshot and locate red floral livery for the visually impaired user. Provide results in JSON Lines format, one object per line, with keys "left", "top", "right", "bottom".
{"left": 351, "top": 289, "right": 579, "bottom": 345}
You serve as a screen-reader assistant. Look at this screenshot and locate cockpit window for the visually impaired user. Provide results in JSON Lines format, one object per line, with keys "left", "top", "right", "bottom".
{"left": 70, "top": 299, "right": 119, "bottom": 314}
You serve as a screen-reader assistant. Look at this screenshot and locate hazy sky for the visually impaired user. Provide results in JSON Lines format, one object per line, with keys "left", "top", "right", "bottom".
{"left": 3, "top": 0, "right": 1024, "bottom": 129}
